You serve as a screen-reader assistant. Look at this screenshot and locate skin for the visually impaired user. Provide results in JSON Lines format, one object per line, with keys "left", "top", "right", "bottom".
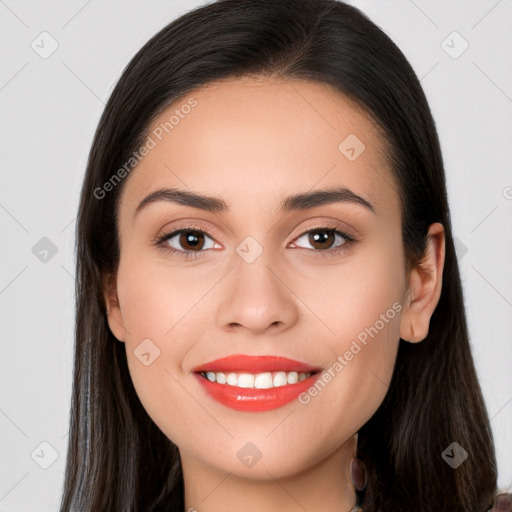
{"left": 104, "top": 76, "right": 445, "bottom": 511}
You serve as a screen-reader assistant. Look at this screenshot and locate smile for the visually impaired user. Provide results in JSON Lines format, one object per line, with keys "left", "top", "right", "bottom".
{"left": 192, "top": 355, "right": 321, "bottom": 412}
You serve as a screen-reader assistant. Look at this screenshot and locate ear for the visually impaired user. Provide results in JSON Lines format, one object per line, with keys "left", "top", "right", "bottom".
{"left": 103, "top": 273, "right": 126, "bottom": 343}
{"left": 399, "top": 223, "right": 445, "bottom": 343}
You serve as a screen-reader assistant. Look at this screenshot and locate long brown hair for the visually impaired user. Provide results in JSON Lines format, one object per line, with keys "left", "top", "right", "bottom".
{"left": 60, "top": 1, "right": 497, "bottom": 510}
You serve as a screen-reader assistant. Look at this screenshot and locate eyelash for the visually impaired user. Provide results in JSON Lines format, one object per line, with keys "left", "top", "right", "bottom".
{"left": 154, "top": 224, "right": 356, "bottom": 259}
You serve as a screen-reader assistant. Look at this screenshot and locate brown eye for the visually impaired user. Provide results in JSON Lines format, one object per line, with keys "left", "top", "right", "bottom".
{"left": 308, "top": 229, "right": 336, "bottom": 249}
{"left": 178, "top": 230, "right": 205, "bottom": 251}
{"left": 159, "top": 228, "right": 218, "bottom": 254}
{"left": 292, "top": 227, "right": 352, "bottom": 252}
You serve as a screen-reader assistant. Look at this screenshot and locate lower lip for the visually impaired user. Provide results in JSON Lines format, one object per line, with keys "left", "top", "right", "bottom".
{"left": 194, "top": 373, "right": 319, "bottom": 412}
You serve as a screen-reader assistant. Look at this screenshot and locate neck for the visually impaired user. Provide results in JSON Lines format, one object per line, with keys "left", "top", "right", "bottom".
{"left": 181, "top": 435, "right": 357, "bottom": 512}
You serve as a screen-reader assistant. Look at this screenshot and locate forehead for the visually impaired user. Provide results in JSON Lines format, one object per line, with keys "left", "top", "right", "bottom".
{"left": 119, "top": 76, "right": 398, "bottom": 221}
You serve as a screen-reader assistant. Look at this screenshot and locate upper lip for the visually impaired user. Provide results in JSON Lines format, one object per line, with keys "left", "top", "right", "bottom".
{"left": 192, "top": 354, "right": 322, "bottom": 374}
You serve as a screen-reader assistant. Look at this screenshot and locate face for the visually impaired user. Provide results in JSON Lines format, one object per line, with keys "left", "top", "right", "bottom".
{"left": 105, "top": 76, "right": 425, "bottom": 480}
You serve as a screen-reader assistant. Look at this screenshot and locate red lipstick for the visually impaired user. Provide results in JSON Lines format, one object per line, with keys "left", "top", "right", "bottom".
{"left": 192, "top": 354, "right": 321, "bottom": 412}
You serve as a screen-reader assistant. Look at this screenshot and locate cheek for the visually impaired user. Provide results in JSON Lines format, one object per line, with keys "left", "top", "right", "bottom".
{"left": 297, "top": 234, "right": 405, "bottom": 350}
{"left": 338, "top": 247, "right": 404, "bottom": 377}
{"left": 295, "top": 238, "right": 405, "bottom": 423}
{"left": 116, "top": 253, "right": 214, "bottom": 343}
{"left": 114, "top": 257, "right": 201, "bottom": 430}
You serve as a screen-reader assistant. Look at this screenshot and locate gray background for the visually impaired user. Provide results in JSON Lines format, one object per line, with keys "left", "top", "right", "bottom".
{"left": 1, "top": 0, "right": 511, "bottom": 509}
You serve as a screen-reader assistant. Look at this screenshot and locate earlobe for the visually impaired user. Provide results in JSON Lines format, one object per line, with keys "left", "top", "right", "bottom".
{"left": 399, "top": 223, "right": 445, "bottom": 343}
{"left": 103, "top": 273, "right": 126, "bottom": 343}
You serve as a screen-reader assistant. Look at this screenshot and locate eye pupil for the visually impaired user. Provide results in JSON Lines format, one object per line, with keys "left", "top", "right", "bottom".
{"left": 309, "top": 229, "right": 334, "bottom": 249}
{"left": 180, "top": 230, "right": 204, "bottom": 250}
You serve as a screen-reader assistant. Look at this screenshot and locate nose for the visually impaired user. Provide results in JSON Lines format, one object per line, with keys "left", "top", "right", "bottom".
{"left": 216, "top": 249, "right": 299, "bottom": 336}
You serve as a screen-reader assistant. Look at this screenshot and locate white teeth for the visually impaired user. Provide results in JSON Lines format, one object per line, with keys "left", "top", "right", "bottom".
{"left": 273, "top": 371, "right": 287, "bottom": 387}
{"left": 201, "top": 370, "right": 312, "bottom": 388}
{"left": 237, "top": 373, "right": 254, "bottom": 388}
{"left": 254, "top": 372, "right": 273, "bottom": 389}
{"left": 287, "top": 371, "right": 298, "bottom": 384}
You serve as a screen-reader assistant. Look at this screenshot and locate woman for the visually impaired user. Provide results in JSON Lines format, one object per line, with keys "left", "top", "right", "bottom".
{"left": 60, "top": 0, "right": 509, "bottom": 510}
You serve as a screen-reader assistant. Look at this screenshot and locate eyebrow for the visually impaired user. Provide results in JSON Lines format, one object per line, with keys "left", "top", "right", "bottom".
{"left": 134, "top": 185, "right": 376, "bottom": 217}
